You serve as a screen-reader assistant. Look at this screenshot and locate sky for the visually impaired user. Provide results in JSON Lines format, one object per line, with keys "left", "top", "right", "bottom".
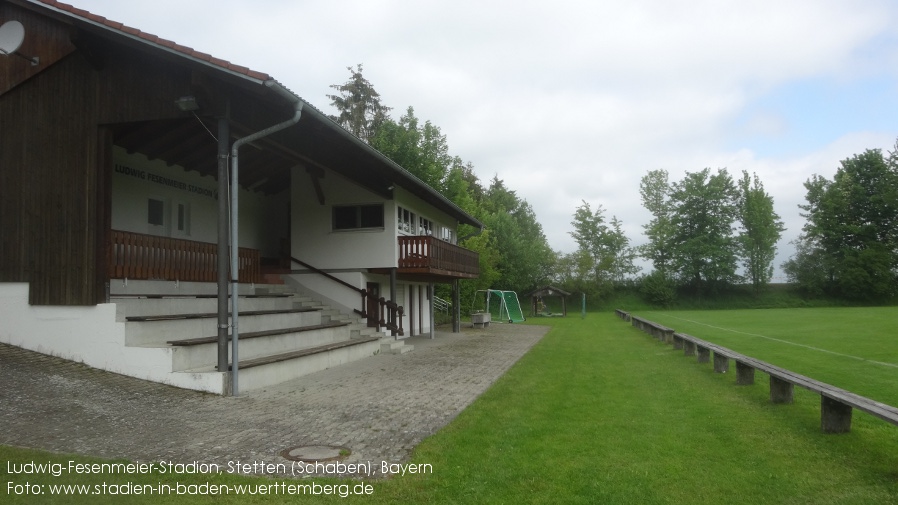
{"left": 69, "top": 0, "right": 898, "bottom": 279}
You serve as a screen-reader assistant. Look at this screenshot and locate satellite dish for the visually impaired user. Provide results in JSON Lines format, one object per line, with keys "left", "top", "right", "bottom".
{"left": 0, "top": 20, "right": 25, "bottom": 56}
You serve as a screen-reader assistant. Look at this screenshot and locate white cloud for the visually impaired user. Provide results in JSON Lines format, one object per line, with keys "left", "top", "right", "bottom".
{"left": 71, "top": 0, "right": 898, "bottom": 272}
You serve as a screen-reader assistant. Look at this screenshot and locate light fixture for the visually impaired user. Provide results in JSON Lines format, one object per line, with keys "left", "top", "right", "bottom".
{"left": 174, "top": 95, "right": 200, "bottom": 111}
{"left": 0, "top": 20, "right": 39, "bottom": 66}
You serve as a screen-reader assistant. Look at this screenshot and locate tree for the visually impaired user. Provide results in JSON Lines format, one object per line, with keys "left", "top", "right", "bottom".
{"left": 327, "top": 64, "right": 391, "bottom": 143}
{"left": 338, "top": 81, "right": 557, "bottom": 302}
{"left": 789, "top": 147, "right": 898, "bottom": 300}
{"left": 669, "top": 168, "right": 740, "bottom": 293}
{"left": 371, "top": 107, "right": 452, "bottom": 192}
{"left": 638, "top": 169, "right": 675, "bottom": 278}
{"left": 481, "top": 178, "right": 555, "bottom": 293}
{"left": 569, "top": 201, "right": 639, "bottom": 296}
{"left": 737, "top": 171, "right": 785, "bottom": 294}
{"left": 782, "top": 237, "right": 829, "bottom": 297}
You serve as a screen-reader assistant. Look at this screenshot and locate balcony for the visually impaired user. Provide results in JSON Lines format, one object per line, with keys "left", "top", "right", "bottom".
{"left": 109, "top": 230, "right": 262, "bottom": 283}
{"left": 397, "top": 236, "right": 479, "bottom": 280}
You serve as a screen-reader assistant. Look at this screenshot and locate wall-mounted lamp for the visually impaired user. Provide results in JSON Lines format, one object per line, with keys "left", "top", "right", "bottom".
{"left": 174, "top": 96, "right": 200, "bottom": 111}
{"left": 0, "top": 21, "right": 39, "bottom": 66}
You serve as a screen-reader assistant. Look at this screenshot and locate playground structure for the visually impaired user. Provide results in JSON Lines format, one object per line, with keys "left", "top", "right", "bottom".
{"left": 472, "top": 290, "right": 526, "bottom": 323}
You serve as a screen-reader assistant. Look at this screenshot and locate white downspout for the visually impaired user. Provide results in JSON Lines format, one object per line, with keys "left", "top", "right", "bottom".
{"left": 230, "top": 81, "right": 302, "bottom": 396}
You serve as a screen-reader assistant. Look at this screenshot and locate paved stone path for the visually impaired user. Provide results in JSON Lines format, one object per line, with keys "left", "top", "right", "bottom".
{"left": 0, "top": 324, "right": 547, "bottom": 478}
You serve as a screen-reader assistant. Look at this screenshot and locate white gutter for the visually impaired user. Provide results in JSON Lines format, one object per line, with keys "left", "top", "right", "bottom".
{"left": 229, "top": 80, "right": 302, "bottom": 396}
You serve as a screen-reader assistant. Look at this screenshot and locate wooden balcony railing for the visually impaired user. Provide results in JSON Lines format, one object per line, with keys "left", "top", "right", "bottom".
{"left": 109, "top": 230, "right": 262, "bottom": 283}
{"left": 398, "top": 236, "right": 479, "bottom": 278}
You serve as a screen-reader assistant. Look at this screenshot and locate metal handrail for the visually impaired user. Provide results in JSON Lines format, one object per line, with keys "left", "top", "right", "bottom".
{"left": 290, "top": 256, "right": 403, "bottom": 336}
{"left": 433, "top": 295, "right": 451, "bottom": 314}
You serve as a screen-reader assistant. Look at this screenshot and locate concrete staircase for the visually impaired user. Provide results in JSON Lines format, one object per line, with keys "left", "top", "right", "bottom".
{"left": 110, "top": 284, "right": 391, "bottom": 394}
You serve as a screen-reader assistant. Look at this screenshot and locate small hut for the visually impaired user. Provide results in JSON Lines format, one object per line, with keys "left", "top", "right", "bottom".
{"left": 524, "top": 286, "right": 572, "bottom": 317}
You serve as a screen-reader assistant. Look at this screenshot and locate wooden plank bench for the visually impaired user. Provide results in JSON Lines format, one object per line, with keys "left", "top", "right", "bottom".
{"left": 670, "top": 330, "right": 898, "bottom": 433}
{"left": 125, "top": 306, "right": 320, "bottom": 322}
{"left": 614, "top": 309, "right": 631, "bottom": 322}
{"left": 630, "top": 315, "right": 674, "bottom": 344}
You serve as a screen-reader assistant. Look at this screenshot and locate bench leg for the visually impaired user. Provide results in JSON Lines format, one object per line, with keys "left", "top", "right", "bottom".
{"left": 713, "top": 353, "right": 729, "bottom": 373}
{"left": 663, "top": 330, "right": 673, "bottom": 344}
{"left": 672, "top": 335, "right": 684, "bottom": 350}
{"left": 683, "top": 341, "right": 696, "bottom": 357}
{"left": 696, "top": 346, "right": 710, "bottom": 363}
{"left": 769, "top": 376, "right": 794, "bottom": 404}
{"left": 735, "top": 361, "right": 755, "bottom": 385}
{"left": 821, "top": 396, "right": 852, "bottom": 433}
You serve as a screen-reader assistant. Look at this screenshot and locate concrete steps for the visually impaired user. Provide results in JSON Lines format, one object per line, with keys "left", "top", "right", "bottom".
{"left": 380, "top": 339, "right": 414, "bottom": 355}
{"left": 113, "top": 286, "right": 391, "bottom": 393}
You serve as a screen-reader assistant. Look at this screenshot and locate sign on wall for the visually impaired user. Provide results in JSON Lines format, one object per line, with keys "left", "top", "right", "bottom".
{"left": 114, "top": 163, "right": 217, "bottom": 200}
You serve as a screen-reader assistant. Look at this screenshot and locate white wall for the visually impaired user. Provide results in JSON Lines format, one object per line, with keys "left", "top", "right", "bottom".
{"left": 291, "top": 166, "right": 460, "bottom": 270}
{"left": 0, "top": 283, "right": 225, "bottom": 393}
{"left": 292, "top": 168, "right": 394, "bottom": 269}
{"left": 111, "top": 147, "right": 288, "bottom": 256}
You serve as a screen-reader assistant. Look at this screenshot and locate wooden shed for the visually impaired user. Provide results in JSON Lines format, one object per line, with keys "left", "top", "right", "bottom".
{"left": 524, "top": 286, "right": 571, "bottom": 317}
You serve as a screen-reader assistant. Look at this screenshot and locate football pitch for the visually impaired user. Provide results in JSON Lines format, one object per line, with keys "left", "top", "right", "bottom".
{"left": 639, "top": 307, "right": 898, "bottom": 407}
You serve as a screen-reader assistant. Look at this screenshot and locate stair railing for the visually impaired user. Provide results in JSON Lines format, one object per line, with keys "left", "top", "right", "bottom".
{"left": 290, "top": 256, "right": 403, "bottom": 336}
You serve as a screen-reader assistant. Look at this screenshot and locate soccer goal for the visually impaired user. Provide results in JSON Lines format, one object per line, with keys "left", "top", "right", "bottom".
{"left": 473, "top": 289, "right": 526, "bottom": 323}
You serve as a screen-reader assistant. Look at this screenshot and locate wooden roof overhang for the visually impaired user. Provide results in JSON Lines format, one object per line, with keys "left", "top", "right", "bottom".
{"left": 17, "top": 0, "right": 483, "bottom": 228}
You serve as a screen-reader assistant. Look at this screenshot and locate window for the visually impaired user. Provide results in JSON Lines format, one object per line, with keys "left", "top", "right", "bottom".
{"left": 176, "top": 202, "right": 190, "bottom": 236}
{"left": 438, "top": 225, "right": 454, "bottom": 243}
{"left": 148, "top": 199, "right": 164, "bottom": 226}
{"left": 398, "top": 207, "right": 415, "bottom": 234}
{"left": 333, "top": 204, "right": 384, "bottom": 230}
{"left": 398, "top": 206, "right": 436, "bottom": 236}
{"left": 418, "top": 216, "right": 433, "bottom": 236}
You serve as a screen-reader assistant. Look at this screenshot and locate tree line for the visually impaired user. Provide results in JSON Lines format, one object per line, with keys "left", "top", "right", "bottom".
{"left": 329, "top": 65, "right": 898, "bottom": 308}
{"left": 327, "top": 65, "right": 554, "bottom": 309}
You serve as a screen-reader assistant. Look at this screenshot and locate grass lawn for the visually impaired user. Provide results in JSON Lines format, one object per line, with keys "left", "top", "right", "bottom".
{"left": 639, "top": 307, "right": 898, "bottom": 406}
{"left": 4, "top": 312, "right": 898, "bottom": 503}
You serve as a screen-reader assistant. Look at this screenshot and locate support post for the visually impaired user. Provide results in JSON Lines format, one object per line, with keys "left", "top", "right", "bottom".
{"left": 696, "top": 346, "right": 710, "bottom": 363}
{"left": 770, "top": 376, "right": 794, "bottom": 404}
{"left": 713, "top": 353, "right": 729, "bottom": 373}
{"left": 216, "top": 117, "right": 229, "bottom": 374}
{"left": 683, "top": 340, "right": 696, "bottom": 356}
{"left": 672, "top": 334, "right": 684, "bottom": 350}
{"left": 821, "top": 396, "right": 852, "bottom": 433}
{"left": 409, "top": 284, "right": 416, "bottom": 337}
{"left": 389, "top": 268, "right": 397, "bottom": 338}
{"left": 428, "top": 283, "right": 435, "bottom": 339}
{"left": 735, "top": 361, "right": 755, "bottom": 385}
{"left": 452, "top": 279, "right": 460, "bottom": 333}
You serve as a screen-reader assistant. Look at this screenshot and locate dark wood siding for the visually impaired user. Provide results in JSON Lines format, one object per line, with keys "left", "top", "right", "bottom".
{"left": 1, "top": 53, "right": 101, "bottom": 305}
{"left": 0, "top": 5, "right": 198, "bottom": 305}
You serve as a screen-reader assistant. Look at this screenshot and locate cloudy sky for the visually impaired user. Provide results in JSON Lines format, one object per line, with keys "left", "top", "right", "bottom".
{"left": 72, "top": 0, "right": 898, "bottom": 277}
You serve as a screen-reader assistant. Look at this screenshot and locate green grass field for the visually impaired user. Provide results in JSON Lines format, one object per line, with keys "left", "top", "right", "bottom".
{"left": 640, "top": 307, "right": 898, "bottom": 406}
{"left": 3, "top": 311, "right": 898, "bottom": 504}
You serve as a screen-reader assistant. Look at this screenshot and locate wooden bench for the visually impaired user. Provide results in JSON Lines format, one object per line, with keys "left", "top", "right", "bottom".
{"left": 625, "top": 315, "right": 898, "bottom": 434}
{"left": 614, "top": 309, "right": 631, "bottom": 322}
{"left": 630, "top": 315, "right": 674, "bottom": 344}
{"left": 125, "top": 306, "right": 319, "bottom": 322}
